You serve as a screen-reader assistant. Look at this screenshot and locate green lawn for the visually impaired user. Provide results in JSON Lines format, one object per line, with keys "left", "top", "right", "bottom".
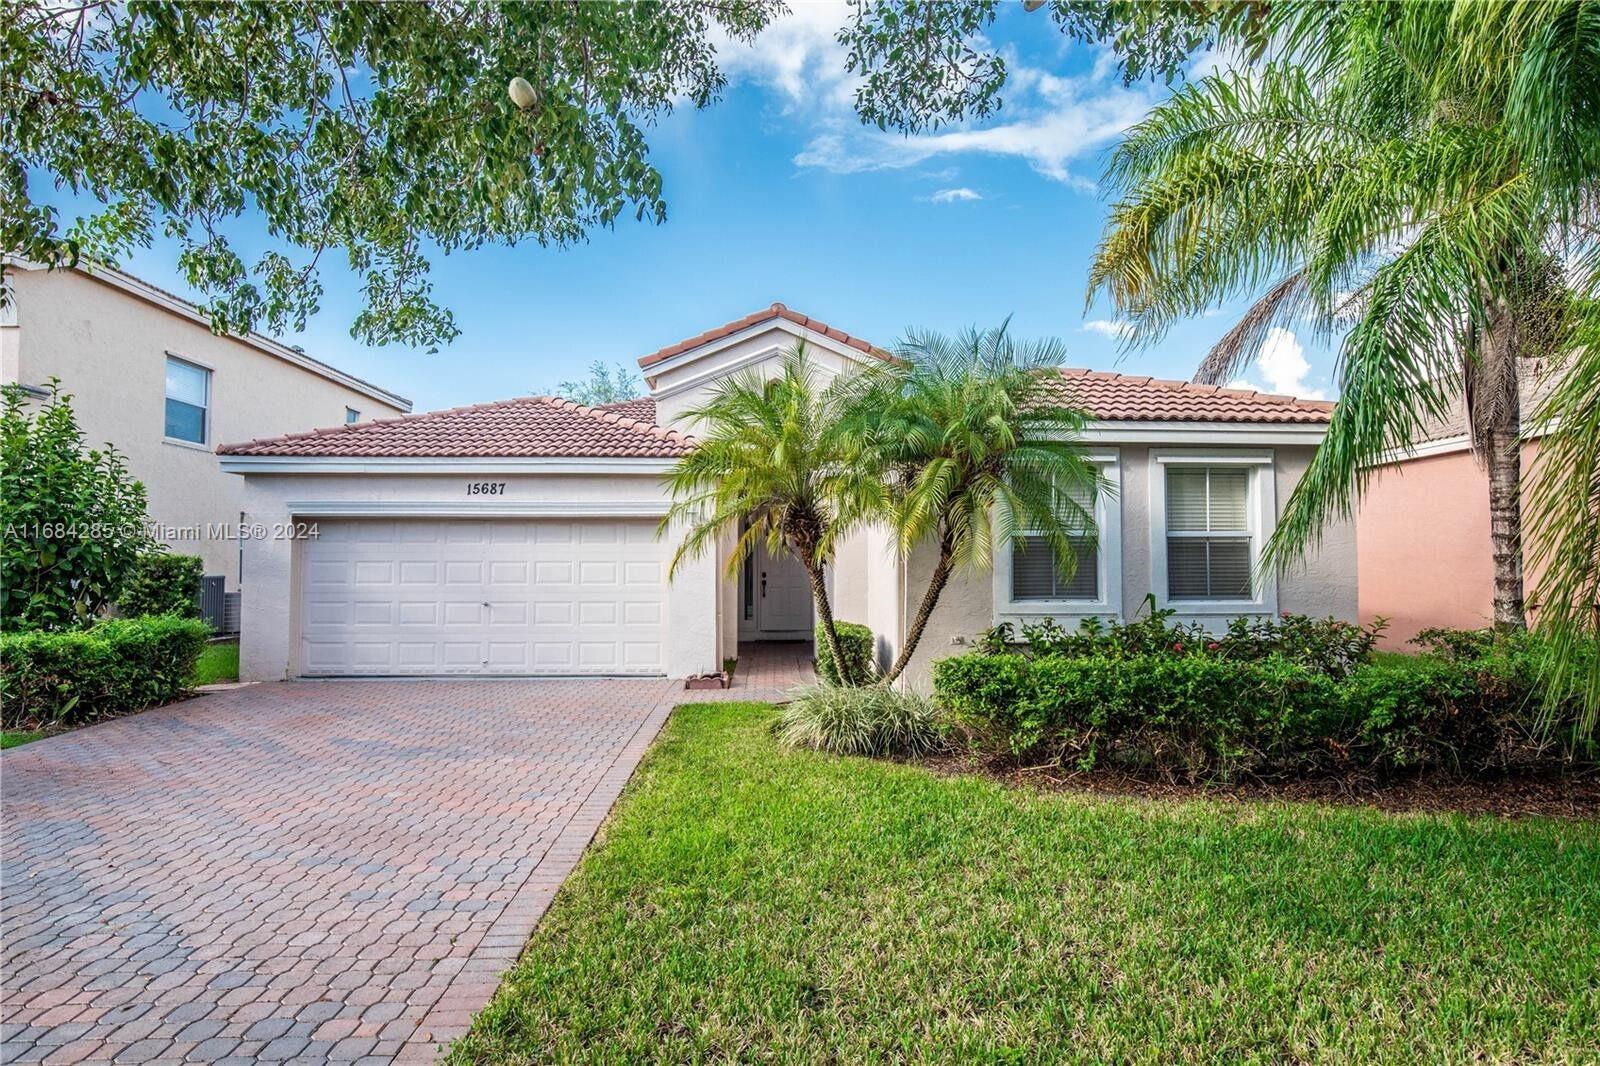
{"left": 1, "top": 730, "right": 44, "bottom": 750}
{"left": 450, "top": 702, "right": 1600, "bottom": 1064}
{"left": 191, "top": 641, "right": 239, "bottom": 685}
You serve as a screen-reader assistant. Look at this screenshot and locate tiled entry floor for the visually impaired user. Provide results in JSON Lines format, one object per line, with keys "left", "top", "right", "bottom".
{"left": 0, "top": 678, "right": 680, "bottom": 1064}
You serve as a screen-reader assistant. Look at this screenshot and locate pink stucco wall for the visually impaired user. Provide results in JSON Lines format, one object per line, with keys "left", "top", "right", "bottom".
{"left": 1357, "top": 444, "right": 1541, "bottom": 647}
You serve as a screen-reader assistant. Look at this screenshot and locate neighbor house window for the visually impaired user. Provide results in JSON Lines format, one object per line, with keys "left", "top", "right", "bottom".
{"left": 1164, "top": 466, "right": 1253, "bottom": 600}
{"left": 345, "top": 407, "right": 360, "bottom": 424}
{"left": 164, "top": 357, "right": 210, "bottom": 443}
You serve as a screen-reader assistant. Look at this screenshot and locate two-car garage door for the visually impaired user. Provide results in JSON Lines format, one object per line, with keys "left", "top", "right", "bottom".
{"left": 297, "top": 518, "right": 667, "bottom": 676}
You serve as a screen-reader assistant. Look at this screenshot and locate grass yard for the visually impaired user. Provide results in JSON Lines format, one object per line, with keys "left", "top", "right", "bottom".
{"left": 1, "top": 730, "right": 44, "bottom": 750}
{"left": 190, "top": 641, "right": 239, "bottom": 685}
{"left": 450, "top": 702, "right": 1600, "bottom": 1064}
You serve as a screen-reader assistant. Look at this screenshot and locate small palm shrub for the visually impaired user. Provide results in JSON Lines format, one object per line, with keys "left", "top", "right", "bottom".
{"left": 776, "top": 684, "right": 944, "bottom": 758}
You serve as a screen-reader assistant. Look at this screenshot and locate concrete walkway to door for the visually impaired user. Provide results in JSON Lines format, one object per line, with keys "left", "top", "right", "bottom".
{"left": 1, "top": 678, "right": 685, "bottom": 1064}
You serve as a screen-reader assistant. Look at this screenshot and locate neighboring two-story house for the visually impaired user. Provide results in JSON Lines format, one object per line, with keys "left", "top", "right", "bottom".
{"left": 1, "top": 259, "right": 411, "bottom": 626}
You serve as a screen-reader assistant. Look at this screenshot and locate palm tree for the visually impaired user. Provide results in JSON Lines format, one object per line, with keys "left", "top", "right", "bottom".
{"left": 845, "top": 323, "right": 1102, "bottom": 685}
{"left": 663, "top": 346, "right": 883, "bottom": 683}
{"left": 1089, "top": 1, "right": 1598, "bottom": 637}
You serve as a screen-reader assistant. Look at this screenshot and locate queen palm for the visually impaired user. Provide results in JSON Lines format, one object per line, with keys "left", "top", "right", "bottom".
{"left": 846, "top": 323, "right": 1102, "bottom": 685}
{"left": 1089, "top": 0, "right": 1598, "bottom": 641}
{"left": 663, "top": 346, "right": 882, "bottom": 683}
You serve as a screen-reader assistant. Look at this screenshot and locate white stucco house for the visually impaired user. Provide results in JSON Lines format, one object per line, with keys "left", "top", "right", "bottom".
{"left": 220, "top": 303, "right": 1353, "bottom": 688}
{"left": 1, "top": 259, "right": 412, "bottom": 625}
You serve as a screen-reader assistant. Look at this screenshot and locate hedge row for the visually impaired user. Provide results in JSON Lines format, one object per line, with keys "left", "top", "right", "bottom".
{"left": 119, "top": 552, "right": 204, "bottom": 620}
{"left": 1, "top": 615, "right": 212, "bottom": 730}
{"left": 933, "top": 639, "right": 1592, "bottom": 780}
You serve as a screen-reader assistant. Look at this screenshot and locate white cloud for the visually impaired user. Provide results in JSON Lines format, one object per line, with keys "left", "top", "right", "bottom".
{"left": 926, "top": 187, "right": 983, "bottom": 203}
{"left": 792, "top": 66, "right": 1153, "bottom": 188}
{"left": 713, "top": 9, "right": 1158, "bottom": 192}
{"left": 711, "top": 1, "right": 858, "bottom": 112}
{"left": 1226, "top": 327, "right": 1328, "bottom": 399}
{"left": 1081, "top": 318, "right": 1133, "bottom": 340}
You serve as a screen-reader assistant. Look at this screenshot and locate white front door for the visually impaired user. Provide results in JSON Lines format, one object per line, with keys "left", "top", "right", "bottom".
{"left": 754, "top": 537, "right": 813, "bottom": 637}
{"left": 297, "top": 518, "right": 667, "bottom": 676}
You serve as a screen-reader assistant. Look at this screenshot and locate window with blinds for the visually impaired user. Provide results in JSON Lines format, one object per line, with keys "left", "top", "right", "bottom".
{"left": 1165, "top": 466, "right": 1253, "bottom": 599}
{"left": 1011, "top": 535, "right": 1098, "bottom": 600}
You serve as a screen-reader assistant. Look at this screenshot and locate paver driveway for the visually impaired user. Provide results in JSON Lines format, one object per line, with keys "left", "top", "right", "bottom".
{"left": 1, "top": 678, "right": 684, "bottom": 1064}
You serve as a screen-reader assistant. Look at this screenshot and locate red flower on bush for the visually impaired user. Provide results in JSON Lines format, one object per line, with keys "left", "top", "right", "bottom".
{"left": 1172, "top": 642, "right": 1184, "bottom": 653}
{"left": 1206, "top": 641, "right": 1220, "bottom": 651}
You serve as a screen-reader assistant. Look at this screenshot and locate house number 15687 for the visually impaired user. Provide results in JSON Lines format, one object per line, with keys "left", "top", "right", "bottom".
{"left": 466, "top": 482, "right": 507, "bottom": 496}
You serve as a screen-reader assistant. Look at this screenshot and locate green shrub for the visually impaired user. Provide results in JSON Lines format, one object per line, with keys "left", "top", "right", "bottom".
{"left": 119, "top": 552, "right": 204, "bottom": 619}
{"left": 776, "top": 685, "right": 943, "bottom": 758}
{"left": 2, "top": 381, "right": 153, "bottom": 630}
{"left": 981, "top": 598, "right": 1382, "bottom": 679}
{"left": 1, "top": 615, "right": 211, "bottom": 729}
{"left": 934, "top": 642, "right": 1592, "bottom": 781}
{"left": 815, "top": 621, "right": 876, "bottom": 685}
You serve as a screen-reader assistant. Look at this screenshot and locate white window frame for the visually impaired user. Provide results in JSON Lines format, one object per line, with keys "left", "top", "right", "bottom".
{"left": 345, "top": 407, "right": 360, "bottom": 425}
{"left": 993, "top": 451, "right": 1122, "bottom": 625}
{"left": 1149, "top": 449, "right": 1277, "bottom": 617}
{"left": 163, "top": 353, "right": 212, "bottom": 447}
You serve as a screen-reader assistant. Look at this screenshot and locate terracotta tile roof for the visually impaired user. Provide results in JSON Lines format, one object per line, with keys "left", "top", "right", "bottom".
{"left": 1044, "top": 368, "right": 1335, "bottom": 424}
{"left": 218, "top": 395, "right": 693, "bottom": 458}
{"left": 637, "top": 302, "right": 893, "bottom": 369}
{"left": 595, "top": 397, "right": 658, "bottom": 421}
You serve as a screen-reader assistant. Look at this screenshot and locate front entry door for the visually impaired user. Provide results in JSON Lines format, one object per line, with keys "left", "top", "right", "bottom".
{"left": 754, "top": 537, "right": 813, "bottom": 636}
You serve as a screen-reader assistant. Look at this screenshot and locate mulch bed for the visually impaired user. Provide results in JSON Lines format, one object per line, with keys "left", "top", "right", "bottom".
{"left": 919, "top": 751, "right": 1600, "bottom": 819}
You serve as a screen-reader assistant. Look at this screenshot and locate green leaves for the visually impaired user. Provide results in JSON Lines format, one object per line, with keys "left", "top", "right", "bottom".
{"left": 1, "top": 380, "right": 153, "bottom": 630}
{"left": 2, "top": 0, "right": 782, "bottom": 348}
{"left": 1091, "top": 0, "right": 1600, "bottom": 733}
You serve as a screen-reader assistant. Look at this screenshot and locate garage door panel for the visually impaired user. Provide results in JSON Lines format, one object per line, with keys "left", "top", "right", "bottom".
{"left": 578, "top": 602, "right": 617, "bottom": 626}
{"left": 398, "top": 561, "right": 438, "bottom": 584}
{"left": 578, "top": 561, "right": 617, "bottom": 585}
{"left": 351, "top": 600, "right": 395, "bottom": 626}
{"left": 299, "top": 518, "right": 666, "bottom": 676}
{"left": 489, "top": 561, "right": 528, "bottom": 585}
{"left": 396, "top": 643, "right": 439, "bottom": 667}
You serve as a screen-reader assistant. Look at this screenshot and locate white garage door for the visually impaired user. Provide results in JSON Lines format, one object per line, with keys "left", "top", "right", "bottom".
{"left": 297, "top": 518, "right": 667, "bottom": 676}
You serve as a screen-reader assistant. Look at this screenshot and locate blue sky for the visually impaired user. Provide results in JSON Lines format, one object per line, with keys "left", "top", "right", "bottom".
{"left": 57, "top": 3, "right": 1335, "bottom": 413}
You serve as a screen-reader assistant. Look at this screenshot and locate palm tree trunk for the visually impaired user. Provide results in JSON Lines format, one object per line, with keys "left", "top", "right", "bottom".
{"left": 802, "top": 558, "right": 855, "bottom": 685}
{"left": 1475, "top": 303, "right": 1528, "bottom": 630}
{"left": 1486, "top": 423, "right": 1527, "bottom": 630}
{"left": 881, "top": 531, "right": 955, "bottom": 685}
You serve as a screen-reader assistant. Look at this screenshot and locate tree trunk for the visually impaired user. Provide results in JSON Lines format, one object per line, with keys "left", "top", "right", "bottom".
{"left": 1473, "top": 300, "right": 1528, "bottom": 630}
{"left": 1486, "top": 422, "right": 1527, "bottom": 629}
{"left": 802, "top": 557, "right": 854, "bottom": 685}
{"left": 881, "top": 531, "right": 955, "bottom": 685}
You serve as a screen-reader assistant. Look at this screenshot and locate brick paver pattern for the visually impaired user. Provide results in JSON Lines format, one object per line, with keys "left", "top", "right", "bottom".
{"left": 1, "top": 648, "right": 812, "bottom": 1065}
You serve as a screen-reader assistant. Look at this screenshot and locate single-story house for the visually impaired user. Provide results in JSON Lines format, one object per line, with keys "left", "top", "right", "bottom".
{"left": 220, "top": 304, "right": 1352, "bottom": 688}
